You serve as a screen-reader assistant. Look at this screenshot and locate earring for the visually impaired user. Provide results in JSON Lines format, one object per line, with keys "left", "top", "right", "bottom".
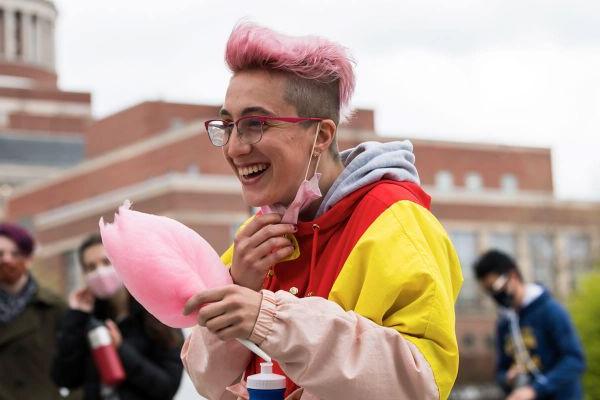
{"left": 312, "top": 152, "right": 321, "bottom": 158}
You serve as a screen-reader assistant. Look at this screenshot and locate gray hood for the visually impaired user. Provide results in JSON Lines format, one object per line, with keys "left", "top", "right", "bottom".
{"left": 316, "top": 140, "right": 420, "bottom": 217}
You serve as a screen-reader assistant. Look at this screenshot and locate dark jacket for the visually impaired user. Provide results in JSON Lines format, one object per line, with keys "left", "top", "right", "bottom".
{"left": 0, "top": 284, "right": 66, "bottom": 400}
{"left": 51, "top": 299, "right": 183, "bottom": 400}
{"left": 496, "top": 288, "right": 585, "bottom": 399}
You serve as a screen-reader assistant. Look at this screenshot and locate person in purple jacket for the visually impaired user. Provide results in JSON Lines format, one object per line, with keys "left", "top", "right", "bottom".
{"left": 474, "top": 250, "right": 585, "bottom": 400}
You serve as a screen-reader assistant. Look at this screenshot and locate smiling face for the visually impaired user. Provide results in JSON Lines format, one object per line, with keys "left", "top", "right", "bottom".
{"left": 221, "top": 69, "right": 318, "bottom": 207}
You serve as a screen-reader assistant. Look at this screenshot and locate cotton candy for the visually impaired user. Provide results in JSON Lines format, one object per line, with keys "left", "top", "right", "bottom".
{"left": 99, "top": 201, "right": 232, "bottom": 328}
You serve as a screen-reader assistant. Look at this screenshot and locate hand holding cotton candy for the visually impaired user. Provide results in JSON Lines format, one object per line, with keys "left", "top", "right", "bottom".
{"left": 99, "top": 201, "right": 271, "bottom": 361}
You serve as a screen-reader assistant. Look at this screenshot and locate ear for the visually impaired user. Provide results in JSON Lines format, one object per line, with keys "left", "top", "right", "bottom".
{"left": 508, "top": 270, "right": 521, "bottom": 289}
{"left": 313, "top": 119, "right": 337, "bottom": 155}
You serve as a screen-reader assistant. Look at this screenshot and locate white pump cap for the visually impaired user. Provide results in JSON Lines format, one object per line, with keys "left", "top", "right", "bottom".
{"left": 246, "top": 362, "right": 286, "bottom": 390}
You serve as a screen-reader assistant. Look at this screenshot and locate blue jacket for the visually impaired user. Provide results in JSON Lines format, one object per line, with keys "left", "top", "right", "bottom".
{"left": 496, "top": 288, "right": 585, "bottom": 399}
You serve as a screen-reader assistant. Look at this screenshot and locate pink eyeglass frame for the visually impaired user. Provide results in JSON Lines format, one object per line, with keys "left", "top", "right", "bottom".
{"left": 205, "top": 115, "right": 323, "bottom": 145}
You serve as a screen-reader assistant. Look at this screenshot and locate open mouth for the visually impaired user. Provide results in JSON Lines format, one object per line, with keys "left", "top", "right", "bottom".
{"left": 238, "top": 163, "right": 270, "bottom": 181}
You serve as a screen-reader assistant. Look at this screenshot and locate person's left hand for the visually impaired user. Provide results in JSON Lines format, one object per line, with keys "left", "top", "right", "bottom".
{"left": 183, "top": 285, "right": 262, "bottom": 341}
{"left": 507, "top": 386, "right": 536, "bottom": 400}
{"left": 106, "top": 319, "right": 123, "bottom": 348}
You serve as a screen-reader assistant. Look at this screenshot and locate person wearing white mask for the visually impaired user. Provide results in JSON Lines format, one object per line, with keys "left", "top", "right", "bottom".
{"left": 51, "top": 234, "right": 184, "bottom": 400}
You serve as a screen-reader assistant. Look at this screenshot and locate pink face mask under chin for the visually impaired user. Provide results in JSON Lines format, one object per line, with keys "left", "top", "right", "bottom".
{"left": 261, "top": 173, "right": 321, "bottom": 224}
{"left": 260, "top": 123, "right": 323, "bottom": 224}
{"left": 85, "top": 265, "right": 124, "bottom": 299}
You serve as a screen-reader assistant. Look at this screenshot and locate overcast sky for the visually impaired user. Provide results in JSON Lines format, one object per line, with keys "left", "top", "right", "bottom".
{"left": 52, "top": 0, "right": 600, "bottom": 201}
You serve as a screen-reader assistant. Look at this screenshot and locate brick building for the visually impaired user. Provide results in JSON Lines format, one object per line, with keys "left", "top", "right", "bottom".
{"left": 0, "top": 0, "right": 92, "bottom": 219}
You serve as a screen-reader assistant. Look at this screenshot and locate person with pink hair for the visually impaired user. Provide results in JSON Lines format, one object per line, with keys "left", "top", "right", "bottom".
{"left": 181, "top": 22, "right": 462, "bottom": 400}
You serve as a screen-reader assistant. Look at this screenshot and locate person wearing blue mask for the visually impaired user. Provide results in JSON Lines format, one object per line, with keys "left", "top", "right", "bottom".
{"left": 474, "top": 250, "right": 585, "bottom": 400}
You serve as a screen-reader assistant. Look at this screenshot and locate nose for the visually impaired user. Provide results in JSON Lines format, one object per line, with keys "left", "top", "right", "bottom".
{"left": 0, "top": 251, "right": 13, "bottom": 264}
{"left": 224, "top": 126, "right": 252, "bottom": 159}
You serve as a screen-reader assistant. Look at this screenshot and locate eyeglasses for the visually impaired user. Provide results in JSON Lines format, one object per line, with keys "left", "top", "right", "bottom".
{"left": 204, "top": 115, "right": 323, "bottom": 147}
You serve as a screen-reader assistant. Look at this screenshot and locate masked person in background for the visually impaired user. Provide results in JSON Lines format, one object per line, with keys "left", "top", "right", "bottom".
{"left": 51, "top": 234, "right": 184, "bottom": 400}
{"left": 474, "top": 250, "right": 585, "bottom": 400}
{"left": 181, "top": 22, "right": 463, "bottom": 400}
{"left": 0, "top": 223, "right": 66, "bottom": 400}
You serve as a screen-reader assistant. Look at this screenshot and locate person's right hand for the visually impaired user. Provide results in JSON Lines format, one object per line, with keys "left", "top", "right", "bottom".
{"left": 230, "top": 213, "right": 296, "bottom": 291}
{"left": 68, "top": 287, "right": 95, "bottom": 313}
{"left": 506, "top": 364, "right": 526, "bottom": 386}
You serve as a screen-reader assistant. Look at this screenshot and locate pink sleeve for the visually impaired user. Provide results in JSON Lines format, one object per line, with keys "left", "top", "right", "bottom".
{"left": 181, "top": 326, "right": 252, "bottom": 400}
{"left": 249, "top": 290, "right": 439, "bottom": 400}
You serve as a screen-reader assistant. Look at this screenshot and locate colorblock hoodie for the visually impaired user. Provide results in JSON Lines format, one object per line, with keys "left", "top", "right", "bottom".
{"left": 181, "top": 140, "right": 463, "bottom": 400}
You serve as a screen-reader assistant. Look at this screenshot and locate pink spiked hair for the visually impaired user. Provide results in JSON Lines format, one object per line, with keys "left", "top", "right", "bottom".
{"left": 225, "top": 22, "right": 356, "bottom": 121}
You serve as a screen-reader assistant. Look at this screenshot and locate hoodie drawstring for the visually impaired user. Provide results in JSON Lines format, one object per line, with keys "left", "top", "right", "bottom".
{"left": 307, "top": 223, "right": 320, "bottom": 293}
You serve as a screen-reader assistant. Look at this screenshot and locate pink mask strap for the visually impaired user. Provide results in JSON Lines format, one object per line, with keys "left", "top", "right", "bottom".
{"left": 304, "top": 122, "right": 322, "bottom": 181}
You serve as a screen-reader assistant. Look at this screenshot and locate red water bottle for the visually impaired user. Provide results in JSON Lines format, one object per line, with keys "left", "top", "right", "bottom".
{"left": 87, "top": 318, "right": 126, "bottom": 386}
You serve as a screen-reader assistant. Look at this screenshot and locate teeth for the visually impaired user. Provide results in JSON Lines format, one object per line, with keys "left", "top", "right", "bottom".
{"left": 238, "top": 163, "right": 267, "bottom": 177}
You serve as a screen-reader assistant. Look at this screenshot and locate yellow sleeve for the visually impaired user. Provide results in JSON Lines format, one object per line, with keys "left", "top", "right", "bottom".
{"left": 329, "top": 200, "right": 463, "bottom": 399}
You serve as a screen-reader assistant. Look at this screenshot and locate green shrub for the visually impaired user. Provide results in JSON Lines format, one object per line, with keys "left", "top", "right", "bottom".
{"left": 569, "top": 269, "right": 600, "bottom": 400}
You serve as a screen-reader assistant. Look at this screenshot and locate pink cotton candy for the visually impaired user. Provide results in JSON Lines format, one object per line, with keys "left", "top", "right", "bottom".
{"left": 99, "top": 201, "right": 232, "bottom": 328}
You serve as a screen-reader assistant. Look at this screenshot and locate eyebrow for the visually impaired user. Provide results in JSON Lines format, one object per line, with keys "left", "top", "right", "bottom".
{"left": 219, "top": 106, "right": 275, "bottom": 119}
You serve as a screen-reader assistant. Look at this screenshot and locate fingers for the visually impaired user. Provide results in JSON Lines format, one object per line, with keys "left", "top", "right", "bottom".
{"left": 105, "top": 319, "right": 117, "bottom": 331}
{"left": 71, "top": 287, "right": 89, "bottom": 298}
{"left": 204, "top": 312, "right": 240, "bottom": 333}
{"left": 186, "top": 285, "right": 262, "bottom": 340}
{"left": 204, "top": 309, "right": 255, "bottom": 341}
{"left": 248, "top": 223, "right": 297, "bottom": 248}
{"left": 238, "top": 214, "right": 295, "bottom": 244}
{"left": 260, "top": 245, "right": 295, "bottom": 267}
{"left": 238, "top": 213, "right": 283, "bottom": 238}
{"left": 183, "top": 286, "right": 230, "bottom": 315}
{"left": 196, "top": 301, "right": 228, "bottom": 326}
{"left": 69, "top": 287, "right": 95, "bottom": 311}
{"left": 211, "top": 324, "right": 247, "bottom": 341}
{"left": 249, "top": 235, "right": 294, "bottom": 263}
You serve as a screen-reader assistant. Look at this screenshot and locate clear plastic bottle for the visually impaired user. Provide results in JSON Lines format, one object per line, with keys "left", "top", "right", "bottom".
{"left": 247, "top": 362, "right": 286, "bottom": 400}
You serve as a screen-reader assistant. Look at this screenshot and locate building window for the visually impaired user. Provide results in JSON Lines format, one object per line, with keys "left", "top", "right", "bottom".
{"left": 501, "top": 174, "right": 519, "bottom": 193}
{"left": 30, "top": 14, "right": 37, "bottom": 62}
{"left": 435, "top": 170, "right": 454, "bottom": 191}
{"left": 15, "top": 11, "right": 22, "bottom": 58}
{"left": 488, "top": 232, "right": 517, "bottom": 257}
{"left": 528, "top": 233, "right": 556, "bottom": 291}
{"left": 566, "top": 233, "right": 592, "bottom": 290}
{"left": 465, "top": 172, "right": 483, "bottom": 192}
{"left": 0, "top": 10, "right": 5, "bottom": 55}
{"left": 450, "top": 230, "right": 479, "bottom": 307}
